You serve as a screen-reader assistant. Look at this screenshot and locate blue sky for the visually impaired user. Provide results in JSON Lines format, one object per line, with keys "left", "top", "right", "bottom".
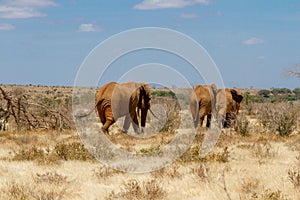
{"left": 0, "top": 0, "right": 299, "bottom": 89}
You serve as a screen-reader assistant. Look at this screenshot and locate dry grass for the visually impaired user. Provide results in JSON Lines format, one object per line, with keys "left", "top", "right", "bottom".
{"left": 151, "top": 164, "right": 182, "bottom": 179}
{"left": 240, "top": 177, "right": 260, "bottom": 195}
{"left": 10, "top": 141, "right": 95, "bottom": 165}
{"left": 92, "top": 165, "right": 121, "bottom": 182}
{"left": 180, "top": 145, "right": 231, "bottom": 163}
{"left": 1, "top": 131, "right": 299, "bottom": 199}
{"left": 251, "top": 141, "right": 278, "bottom": 160}
{"left": 288, "top": 168, "right": 300, "bottom": 188}
{"left": 191, "top": 163, "right": 210, "bottom": 182}
{"left": 0, "top": 175, "right": 75, "bottom": 200}
{"left": 105, "top": 179, "right": 167, "bottom": 200}
{"left": 32, "top": 171, "right": 70, "bottom": 185}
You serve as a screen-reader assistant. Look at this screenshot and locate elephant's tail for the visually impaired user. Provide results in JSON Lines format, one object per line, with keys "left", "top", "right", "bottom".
{"left": 193, "top": 99, "right": 201, "bottom": 128}
{"left": 74, "top": 99, "right": 105, "bottom": 119}
{"left": 149, "top": 108, "right": 159, "bottom": 119}
{"left": 137, "top": 107, "right": 158, "bottom": 121}
{"left": 74, "top": 107, "right": 95, "bottom": 118}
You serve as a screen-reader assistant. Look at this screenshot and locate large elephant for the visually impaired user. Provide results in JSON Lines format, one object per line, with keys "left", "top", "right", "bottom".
{"left": 189, "top": 84, "right": 217, "bottom": 129}
{"left": 215, "top": 88, "right": 243, "bottom": 128}
{"left": 95, "top": 82, "right": 151, "bottom": 134}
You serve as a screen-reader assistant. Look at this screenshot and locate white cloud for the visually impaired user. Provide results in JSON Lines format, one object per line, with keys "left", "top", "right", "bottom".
{"left": 243, "top": 37, "right": 265, "bottom": 45}
{"left": 180, "top": 13, "right": 199, "bottom": 19}
{"left": 0, "top": 0, "right": 58, "bottom": 19}
{"left": 77, "top": 24, "right": 102, "bottom": 32}
{"left": 257, "top": 56, "right": 265, "bottom": 60}
{"left": 7, "top": 0, "right": 58, "bottom": 7}
{"left": 133, "top": 0, "right": 209, "bottom": 10}
{"left": 0, "top": 23, "right": 15, "bottom": 30}
{"left": 215, "top": 11, "right": 222, "bottom": 16}
{"left": 0, "top": 6, "right": 45, "bottom": 18}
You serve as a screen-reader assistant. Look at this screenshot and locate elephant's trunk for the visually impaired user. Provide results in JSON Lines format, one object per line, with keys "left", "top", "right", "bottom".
{"left": 140, "top": 108, "right": 148, "bottom": 130}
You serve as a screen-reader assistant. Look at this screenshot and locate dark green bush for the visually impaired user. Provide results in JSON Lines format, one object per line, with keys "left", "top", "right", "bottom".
{"left": 151, "top": 91, "right": 175, "bottom": 98}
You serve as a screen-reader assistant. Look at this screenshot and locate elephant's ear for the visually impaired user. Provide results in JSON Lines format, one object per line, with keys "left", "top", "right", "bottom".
{"left": 132, "top": 87, "right": 141, "bottom": 105}
{"left": 230, "top": 89, "right": 243, "bottom": 103}
{"left": 141, "top": 84, "right": 151, "bottom": 99}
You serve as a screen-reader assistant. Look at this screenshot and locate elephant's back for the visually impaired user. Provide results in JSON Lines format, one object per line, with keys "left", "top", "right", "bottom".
{"left": 95, "top": 82, "right": 118, "bottom": 104}
{"left": 193, "top": 85, "right": 211, "bottom": 100}
{"left": 216, "top": 89, "right": 233, "bottom": 112}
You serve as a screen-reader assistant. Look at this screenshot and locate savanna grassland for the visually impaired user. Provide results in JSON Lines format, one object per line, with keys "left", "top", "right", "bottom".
{"left": 0, "top": 84, "right": 300, "bottom": 200}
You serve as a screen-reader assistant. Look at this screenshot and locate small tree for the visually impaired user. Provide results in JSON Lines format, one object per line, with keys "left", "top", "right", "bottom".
{"left": 258, "top": 89, "right": 271, "bottom": 98}
{"left": 287, "top": 65, "right": 300, "bottom": 78}
{"left": 293, "top": 87, "right": 300, "bottom": 97}
{"left": 271, "top": 88, "right": 280, "bottom": 97}
{"left": 271, "top": 88, "right": 291, "bottom": 96}
{"left": 279, "top": 88, "right": 292, "bottom": 95}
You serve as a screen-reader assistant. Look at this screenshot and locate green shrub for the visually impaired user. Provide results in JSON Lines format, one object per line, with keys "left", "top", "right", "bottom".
{"left": 54, "top": 142, "right": 94, "bottom": 161}
{"left": 258, "top": 89, "right": 271, "bottom": 98}
{"left": 151, "top": 91, "right": 175, "bottom": 98}
{"left": 293, "top": 87, "right": 300, "bottom": 98}
{"left": 139, "top": 146, "right": 161, "bottom": 156}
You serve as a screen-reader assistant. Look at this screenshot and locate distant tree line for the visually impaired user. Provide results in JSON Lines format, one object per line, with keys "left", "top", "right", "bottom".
{"left": 151, "top": 91, "right": 176, "bottom": 98}
{"left": 244, "top": 87, "right": 300, "bottom": 104}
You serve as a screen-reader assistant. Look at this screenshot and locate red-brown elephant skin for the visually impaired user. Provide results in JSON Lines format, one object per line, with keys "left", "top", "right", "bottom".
{"left": 189, "top": 84, "right": 217, "bottom": 129}
{"left": 95, "top": 82, "right": 151, "bottom": 134}
{"left": 216, "top": 88, "right": 243, "bottom": 127}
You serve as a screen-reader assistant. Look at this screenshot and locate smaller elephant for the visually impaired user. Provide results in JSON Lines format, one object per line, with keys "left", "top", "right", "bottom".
{"left": 190, "top": 84, "right": 217, "bottom": 129}
{"left": 95, "top": 82, "right": 151, "bottom": 134}
{"left": 216, "top": 88, "right": 243, "bottom": 128}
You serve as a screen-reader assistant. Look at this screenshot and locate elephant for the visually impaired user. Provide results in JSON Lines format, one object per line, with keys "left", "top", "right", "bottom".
{"left": 189, "top": 84, "right": 217, "bottom": 129}
{"left": 95, "top": 81, "right": 151, "bottom": 134}
{"left": 215, "top": 88, "right": 243, "bottom": 128}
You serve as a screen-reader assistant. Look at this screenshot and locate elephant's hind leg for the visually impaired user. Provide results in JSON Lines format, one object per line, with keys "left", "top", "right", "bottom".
{"left": 130, "top": 112, "right": 140, "bottom": 134}
{"left": 206, "top": 114, "right": 212, "bottom": 128}
{"left": 101, "top": 107, "right": 115, "bottom": 133}
{"left": 122, "top": 114, "right": 131, "bottom": 133}
{"left": 198, "top": 108, "right": 207, "bottom": 129}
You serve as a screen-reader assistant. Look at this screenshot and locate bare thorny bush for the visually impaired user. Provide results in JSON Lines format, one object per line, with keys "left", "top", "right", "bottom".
{"left": 92, "top": 165, "right": 121, "bottom": 181}
{"left": 0, "top": 86, "right": 74, "bottom": 131}
{"left": 191, "top": 163, "right": 210, "bottom": 182}
{"left": 151, "top": 96, "right": 180, "bottom": 133}
{"left": 288, "top": 168, "right": 300, "bottom": 188}
{"left": 105, "top": 179, "right": 167, "bottom": 200}
{"left": 234, "top": 113, "right": 250, "bottom": 136}
{"left": 151, "top": 164, "right": 182, "bottom": 179}
{"left": 255, "top": 102, "right": 299, "bottom": 136}
{"left": 287, "top": 152, "right": 300, "bottom": 189}
{"left": 251, "top": 141, "right": 278, "bottom": 165}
